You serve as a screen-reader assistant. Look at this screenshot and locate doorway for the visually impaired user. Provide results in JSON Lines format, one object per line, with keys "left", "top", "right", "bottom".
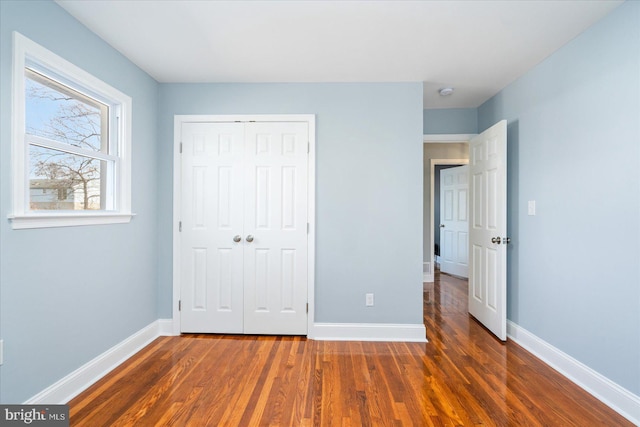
{"left": 437, "top": 164, "right": 469, "bottom": 277}
{"left": 422, "top": 135, "right": 472, "bottom": 283}
{"left": 423, "top": 121, "right": 509, "bottom": 342}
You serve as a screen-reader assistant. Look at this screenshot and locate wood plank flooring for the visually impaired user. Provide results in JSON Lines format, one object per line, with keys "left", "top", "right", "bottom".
{"left": 69, "top": 272, "right": 632, "bottom": 426}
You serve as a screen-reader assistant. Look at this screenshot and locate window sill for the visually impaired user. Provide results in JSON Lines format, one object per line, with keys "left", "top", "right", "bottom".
{"left": 8, "top": 212, "right": 135, "bottom": 229}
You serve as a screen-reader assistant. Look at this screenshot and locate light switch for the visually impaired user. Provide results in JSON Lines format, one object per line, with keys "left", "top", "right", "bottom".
{"left": 528, "top": 200, "right": 536, "bottom": 216}
{"left": 365, "top": 293, "right": 374, "bottom": 307}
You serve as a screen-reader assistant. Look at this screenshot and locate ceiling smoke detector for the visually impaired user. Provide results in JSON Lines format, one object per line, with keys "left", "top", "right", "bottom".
{"left": 438, "top": 87, "right": 454, "bottom": 96}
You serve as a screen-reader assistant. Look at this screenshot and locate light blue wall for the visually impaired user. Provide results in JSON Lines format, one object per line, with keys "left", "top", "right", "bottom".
{"left": 0, "top": 0, "right": 159, "bottom": 403}
{"left": 423, "top": 108, "right": 478, "bottom": 134}
{"left": 157, "top": 83, "right": 425, "bottom": 325}
{"left": 479, "top": 1, "right": 639, "bottom": 394}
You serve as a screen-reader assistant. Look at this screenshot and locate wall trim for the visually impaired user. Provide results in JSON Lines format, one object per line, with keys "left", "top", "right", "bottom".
{"left": 507, "top": 320, "right": 640, "bottom": 425}
{"left": 158, "top": 318, "right": 176, "bottom": 336}
{"left": 25, "top": 319, "right": 173, "bottom": 404}
{"left": 310, "top": 323, "right": 427, "bottom": 342}
{"left": 423, "top": 134, "right": 476, "bottom": 143}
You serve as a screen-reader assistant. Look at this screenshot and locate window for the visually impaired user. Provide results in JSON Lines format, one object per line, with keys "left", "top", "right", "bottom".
{"left": 10, "top": 32, "right": 132, "bottom": 229}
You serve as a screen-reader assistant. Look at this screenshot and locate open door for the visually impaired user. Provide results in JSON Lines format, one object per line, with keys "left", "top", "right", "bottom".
{"left": 440, "top": 165, "right": 469, "bottom": 278}
{"left": 468, "top": 120, "right": 508, "bottom": 341}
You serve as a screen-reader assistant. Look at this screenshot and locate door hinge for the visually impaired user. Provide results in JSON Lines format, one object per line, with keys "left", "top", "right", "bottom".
{"left": 307, "top": 141, "right": 310, "bottom": 153}
{"left": 178, "top": 300, "right": 182, "bottom": 311}
{"left": 307, "top": 223, "right": 309, "bottom": 234}
{"left": 306, "top": 303, "right": 309, "bottom": 313}
{"left": 180, "top": 142, "right": 183, "bottom": 153}
{"left": 179, "top": 221, "right": 182, "bottom": 232}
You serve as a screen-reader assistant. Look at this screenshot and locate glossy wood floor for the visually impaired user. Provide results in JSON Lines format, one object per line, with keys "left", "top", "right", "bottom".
{"left": 69, "top": 272, "right": 631, "bottom": 426}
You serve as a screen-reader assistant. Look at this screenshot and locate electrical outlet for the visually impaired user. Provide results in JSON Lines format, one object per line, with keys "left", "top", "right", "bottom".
{"left": 528, "top": 200, "right": 536, "bottom": 216}
{"left": 365, "top": 293, "right": 374, "bottom": 307}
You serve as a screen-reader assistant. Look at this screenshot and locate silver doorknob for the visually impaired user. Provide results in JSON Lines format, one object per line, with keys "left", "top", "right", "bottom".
{"left": 233, "top": 235, "right": 241, "bottom": 243}
{"left": 440, "top": 224, "right": 445, "bottom": 228}
{"left": 503, "top": 237, "right": 511, "bottom": 244}
{"left": 246, "top": 235, "right": 254, "bottom": 242}
{"left": 491, "top": 237, "right": 502, "bottom": 244}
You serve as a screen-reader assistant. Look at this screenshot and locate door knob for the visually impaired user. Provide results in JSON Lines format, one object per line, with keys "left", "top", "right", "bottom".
{"left": 233, "top": 235, "right": 242, "bottom": 243}
{"left": 503, "top": 237, "right": 511, "bottom": 244}
{"left": 246, "top": 235, "right": 254, "bottom": 242}
{"left": 440, "top": 224, "right": 445, "bottom": 228}
{"left": 491, "top": 237, "right": 502, "bottom": 244}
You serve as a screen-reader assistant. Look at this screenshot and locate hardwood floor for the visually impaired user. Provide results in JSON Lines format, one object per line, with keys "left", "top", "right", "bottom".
{"left": 69, "top": 272, "right": 632, "bottom": 426}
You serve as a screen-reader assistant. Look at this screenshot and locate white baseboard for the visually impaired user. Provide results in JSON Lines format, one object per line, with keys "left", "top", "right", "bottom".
{"left": 310, "top": 322, "right": 427, "bottom": 342}
{"left": 507, "top": 320, "right": 640, "bottom": 425}
{"left": 25, "top": 318, "right": 174, "bottom": 404}
{"left": 158, "top": 318, "right": 176, "bottom": 336}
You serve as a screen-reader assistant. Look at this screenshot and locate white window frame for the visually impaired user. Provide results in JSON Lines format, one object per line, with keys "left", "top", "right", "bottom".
{"left": 10, "top": 32, "right": 133, "bottom": 229}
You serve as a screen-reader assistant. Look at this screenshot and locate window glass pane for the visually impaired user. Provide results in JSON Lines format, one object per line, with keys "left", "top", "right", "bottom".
{"left": 29, "top": 145, "right": 106, "bottom": 211}
{"left": 25, "top": 69, "right": 108, "bottom": 153}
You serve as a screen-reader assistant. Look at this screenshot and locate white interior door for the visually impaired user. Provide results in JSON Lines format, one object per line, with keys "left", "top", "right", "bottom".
{"left": 180, "top": 122, "right": 246, "bottom": 333}
{"left": 468, "top": 120, "right": 508, "bottom": 341}
{"left": 180, "top": 120, "right": 309, "bottom": 335}
{"left": 439, "top": 165, "right": 469, "bottom": 278}
{"left": 243, "top": 122, "right": 309, "bottom": 334}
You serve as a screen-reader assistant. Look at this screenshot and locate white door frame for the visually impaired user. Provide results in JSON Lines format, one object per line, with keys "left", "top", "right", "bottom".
{"left": 423, "top": 134, "right": 475, "bottom": 282}
{"left": 172, "top": 114, "right": 316, "bottom": 336}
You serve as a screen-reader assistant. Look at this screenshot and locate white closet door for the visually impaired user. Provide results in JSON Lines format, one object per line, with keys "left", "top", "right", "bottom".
{"left": 180, "top": 122, "right": 245, "bottom": 333}
{"left": 243, "top": 122, "right": 309, "bottom": 335}
{"left": 180, "top": 121, "right": 309, "bottom": 335}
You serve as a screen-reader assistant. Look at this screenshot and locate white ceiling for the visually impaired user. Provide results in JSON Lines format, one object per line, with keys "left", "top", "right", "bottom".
{"left": 56, "top": 0, "right": 622, "bottom": 109}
